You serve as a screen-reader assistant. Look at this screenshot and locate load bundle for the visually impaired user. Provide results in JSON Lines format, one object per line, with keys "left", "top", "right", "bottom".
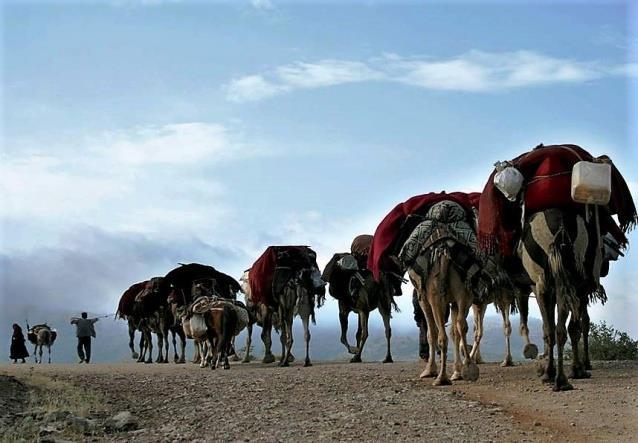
{"left": 322, "top": 235, "right": 375, "bottom": 304}
{"left": 162, "top": 263, "right": 242, "bottom": 307}
{"left": 478, "top": 144, "right": 636, "bottom": 257}
{"left": 188, "top": 296, "right": 249, "bottom": 336}
{"left": 27, "top": 324, "right": 57, "bottom": 345}
{"left": 248, "top": 246, "right": 323, "bottom": 307}
{"left": 368, "top": 192, "right": 493, "bottom": 294}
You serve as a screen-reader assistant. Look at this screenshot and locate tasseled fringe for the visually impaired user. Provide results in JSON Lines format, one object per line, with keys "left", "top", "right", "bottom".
{"left": 478, "top": 234, "right": 498, "bottom": 254}
{"left": 589, "top": 285, "right": 607, "bottom": 305}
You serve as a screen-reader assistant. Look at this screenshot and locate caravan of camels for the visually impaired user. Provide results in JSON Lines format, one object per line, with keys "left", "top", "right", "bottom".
{"left": 113, "top": 143, "right": 635, "bottom": 392}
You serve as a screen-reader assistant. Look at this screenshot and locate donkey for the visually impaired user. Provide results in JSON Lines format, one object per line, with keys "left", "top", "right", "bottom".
{"left": 27, "top": 324, "right": 57, "bottom": 364}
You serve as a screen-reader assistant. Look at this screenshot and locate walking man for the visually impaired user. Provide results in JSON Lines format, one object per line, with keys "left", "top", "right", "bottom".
{"left": 70, "top": 312, "right": 98, "bottom": 363}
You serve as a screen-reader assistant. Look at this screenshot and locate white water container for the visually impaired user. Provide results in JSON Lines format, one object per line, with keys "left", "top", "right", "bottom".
{"left": 571, "top": 161, "right": 612, "bottom": 205}
{"left": 493, "top": 162, "right": 524, "bottom": 202}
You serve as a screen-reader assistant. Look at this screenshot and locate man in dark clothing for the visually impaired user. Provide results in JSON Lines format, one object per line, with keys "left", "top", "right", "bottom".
{"left": 10, "top": 323, "right": 29, "bottom": 363}
{"left": 70, "top": 312, "right": 98, "bottom": 363}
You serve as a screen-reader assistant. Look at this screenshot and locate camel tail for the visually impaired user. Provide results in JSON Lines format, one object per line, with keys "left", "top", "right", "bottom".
{"left": 548, "top": 227, "right": 579, "bottom": 313}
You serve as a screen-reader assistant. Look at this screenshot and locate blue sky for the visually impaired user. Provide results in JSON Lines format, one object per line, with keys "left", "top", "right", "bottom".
{"left": 2, "top": 1, "right": 637, "bottom": 338}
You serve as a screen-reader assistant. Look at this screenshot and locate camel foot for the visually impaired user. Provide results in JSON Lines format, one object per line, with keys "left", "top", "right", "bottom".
{"left": 420, "top": 368, "right": 437, "bottom": 378}
{"left": 451, "top": 371, "right": 463, "bottom": 381}
{"left": 262, "top": 354, "right": 275, "bottom": 364}
{"left": 278, "top": 360, "right": 290, "bottom": 367}
{"left": 462, "top": 362, "right": 480, "bottom": 381}
{"left": 144, "top": 359, "right": 152, "bottom": 364}
{"left": 231, "top": 355, "right": 240, "bottom": 362}
{"left": 131, "top": 352, "right": 139, "bottom": 360}
{"left": 177, "top": 357, "right": 186, "bottom": 364}
{"left": 523, "top": 343, "right": 539, "bottom": 360}
{"left": 350, "top": 355, "right": 362, "bottom": 363}
{"left": 304, "top": 359, "right": 312, "bottom": 367}
{"left": 382, "top": 356, "right": 394, "bottom": 364}
{"left": 501, "top": 357, "right": 514, "bottom": 367}
{"left": 433, "top": 377, "right": 452, "bottom": 386}
{"left": 584, "top": 361, "right": 592, "bottom": 371}
{"left": 569, "top": 368, "right": 591, "bottom": 379}
{"left": 241, "top": 357, "right": 251, "bottom": 364}
{"left": 347, "top": 346, "right": 359, "bottom": 355}
{"left": 553, "top": 375, "right": 573, "bottom": 392}
{"left": 287, "top": 354, "right": 295, "bottom": 363}
{"left": 224, "top": 363, "right": 231, "bottom": 370}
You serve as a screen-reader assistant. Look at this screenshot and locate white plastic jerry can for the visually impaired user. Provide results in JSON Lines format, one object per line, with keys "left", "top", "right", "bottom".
{"left": 571, "top": 160, "right": 612, "bottom": 205}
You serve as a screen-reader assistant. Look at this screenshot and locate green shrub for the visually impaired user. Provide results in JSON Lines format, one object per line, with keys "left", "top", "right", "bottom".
{"left": 588, "top": 321, "right": 638, "bottom": 361}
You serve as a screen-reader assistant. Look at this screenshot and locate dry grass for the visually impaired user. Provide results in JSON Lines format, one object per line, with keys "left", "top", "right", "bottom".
{"left": 0, "top": 372, "right": 105, "bottom": 442}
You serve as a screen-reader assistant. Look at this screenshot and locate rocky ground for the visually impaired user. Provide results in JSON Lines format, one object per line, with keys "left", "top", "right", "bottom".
{"left": 1, "top": 359, "right": 636, "bottom": 442}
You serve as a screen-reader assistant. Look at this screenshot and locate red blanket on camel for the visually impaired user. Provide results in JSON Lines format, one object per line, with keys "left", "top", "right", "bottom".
{"left": 478, "top": 144, "right": 636, "bottom": 256}
{"left": 368, "top": 191, "right": 481, "bottom": 281}
{"left": 249, "top": 246, "right": 314, "bottom": 306}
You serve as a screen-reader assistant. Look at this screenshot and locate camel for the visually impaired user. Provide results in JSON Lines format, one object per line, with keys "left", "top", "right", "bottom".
{"left": 244, "top": 246, "right": 325, "bottom": 367}
{"left": 478, "top": 145, "right": 636, "bottom": 390}
{"left": 401, "top": 199, "right": 488, "bottom": 385}
{"left": 323, "top": 241, "right": 397, "bottom": 363}
{"left": 468, "top": 286, "right": 537, "bottom": 367}
{"left": 240, "top": 270, "right": 281, "bottom": 364}
{"left": 517, "top": 208, "right": 605, "bottom": 390}
{"left": 27, "top": 323, "right": 57, "bottom": 364}
{"left": 118, "top": 280, "right": 186, "bottom": 364}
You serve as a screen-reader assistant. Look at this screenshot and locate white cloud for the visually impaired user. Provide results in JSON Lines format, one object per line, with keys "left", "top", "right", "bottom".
{"left": 0, "top": 122, "right": 270, "bottom": 234}
{"left": 97, "top": 122, "right": 232, "bottom": 165}
{"left": 226, "top": 60, "right": 384, "bottom": 102}
{"left": 251, "top": 0, "right": 273, "bottom": 10}
{"left": 225, "top": 50, "right": 634, "bottom": 102}
{"left": 225, "top": 75, "right": 284, "bottom": 103}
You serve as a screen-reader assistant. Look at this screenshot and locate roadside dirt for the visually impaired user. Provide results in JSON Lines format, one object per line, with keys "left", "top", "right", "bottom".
{"left": 1, "top": 360, "right": 636, "bottom": 442}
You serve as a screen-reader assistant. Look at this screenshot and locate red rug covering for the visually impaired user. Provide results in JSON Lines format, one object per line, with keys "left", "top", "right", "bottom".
{"left": 368, "top": 192, "right": 481, "bottom": 281}
{"left": 248, "top": 246, "right": 313, "bottom": 306}
{"left": 478, "top": 144, "right": 636, "bottom": 256}
{"left": 117, "top": 281, "right": 147, "bottom": 318}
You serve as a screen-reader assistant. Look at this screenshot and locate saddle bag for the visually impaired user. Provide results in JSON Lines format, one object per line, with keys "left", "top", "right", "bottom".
{"left": 571, "top": 160, "right": 612, "bottom": 205}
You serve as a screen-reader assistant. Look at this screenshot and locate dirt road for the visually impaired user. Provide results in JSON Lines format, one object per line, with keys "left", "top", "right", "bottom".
{"left": 1, "top": 360, "right": 636, "bottom": 442}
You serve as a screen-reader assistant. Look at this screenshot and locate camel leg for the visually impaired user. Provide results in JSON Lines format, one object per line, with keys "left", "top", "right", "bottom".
{"left": 535, "top": 285, "right": 557, "bottom": 383}
{"left": 431, "top": 300, "right": 450, "bottom": 386}
{"left": 278, "top": 317, "right": 287, "bottom": 367}
{"left": 450, "top": 307, "right": 463, "bottom": 381}
{"left": 352, "top": 311, "right": 369, "bottom": 363}
{"left": 554, "top": 302, "right": 573, "bottom": 391}
{"left": 48, "top": 346, "right": 51, "bottom": 364}
{"left": 379, "top": 302, "right": 393, "bottom": 363}
{"left": 457, "top": 297, "right": 478, "bottom": 381}
{"left": 177, "top": 330, "right": 186, "bottom": 364}
{"left": 137, "top": 331, "right": 146, "bottom": 363}
{"left": 261, "top": 313, "right": 275, "bottom": 364}
{"left": 155, "top": 332, "right": 164, "bottom": 363}
{"left": 469, "top": 304, "right": 485, "bottom": 363}
{"left": 339, "top": 302, "right": 358, "bottom": 355}
{"left": 128, "top": 321, "right": 139, "bottom": 360}
{"left": 419, "top": 296, "right": 438, "bottom": 378}
{"left": 231, "top": 336, "right": 240, "bottom": 362}
{"left": 170, "top": 330, "right": 178, "bottom": 363}
{"left": 38, "top": 346, "right": 43, "bottom": 365}
{"left": 518, "top": 292, "right": 539, "bottom": 359}
{"left": 302, "top": 312, "right": 312, "bottom": 367}
{"left": 500, "top": 302, "right": 514, "bottom": 367}
{"left": 242, "top": 322, "right": 253, "bottom": 363}
{"left": 581, "top": 304, "right": 592, "bottom": 371}
{"left": 144, "top": 330, "right": 153, "bottom": 364}
{"left": 568, "top": 309, "right": 590, "bottom": 379}
{"left": 280, "top": 307, "right": 295, "bottom": 368}
{"left": 418, "top": 317, "right": 429, "bottom": 362}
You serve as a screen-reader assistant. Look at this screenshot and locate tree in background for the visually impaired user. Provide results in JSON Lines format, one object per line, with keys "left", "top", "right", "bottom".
{"left": 588, "top": 321, "right": 638, "bottom": 361}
